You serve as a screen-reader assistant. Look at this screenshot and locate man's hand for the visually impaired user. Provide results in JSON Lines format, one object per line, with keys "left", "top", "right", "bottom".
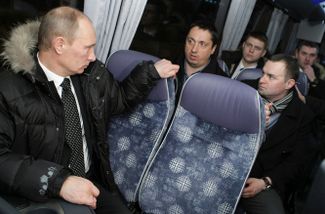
{"left": 59, "top": 176, "right": 100, "bottom": 209}
{"left": 154, "top": 59, "right": 179, "bottom": 78}
{"left": 265, "top": 103, "right": 272, "bottom": 127}
{"left": 303, "top": 65, "right": 316, "bottom": 82}
{"left": 241, "top": 178, "right": 265, "bottom": 198}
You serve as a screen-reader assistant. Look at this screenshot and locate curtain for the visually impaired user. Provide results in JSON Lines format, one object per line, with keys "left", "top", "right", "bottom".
{"left": 266, "top": 8, "right": 289, "bottom": 54}
{"left": 84, "top": 0, "right": 148, "bottom": 62}
{"left": 218, "top": 0, "right": 256, "bottom": 56}
{"left": 284, "top": 23, "right": 299, "bottom": 55}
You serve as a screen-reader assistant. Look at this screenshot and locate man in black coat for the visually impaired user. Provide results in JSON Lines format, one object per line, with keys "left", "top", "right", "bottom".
{"left": 239, "top": 54, "right": 316, "bottom": 214}
{"left": 0, "top": 6, "right": 179, "bottom": 214}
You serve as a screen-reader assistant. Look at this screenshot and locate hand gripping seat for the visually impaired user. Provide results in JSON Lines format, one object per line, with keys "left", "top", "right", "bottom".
{"left": 138, "top": 73, "right": 265, "bottom": 214}
{"left": 105, "top": 50, "right": 176, "bottom": 204}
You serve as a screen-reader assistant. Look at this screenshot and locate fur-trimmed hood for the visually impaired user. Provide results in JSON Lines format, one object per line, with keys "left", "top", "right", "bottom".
{"left": 1, "top": 20, "right": 40, "bottom": 74}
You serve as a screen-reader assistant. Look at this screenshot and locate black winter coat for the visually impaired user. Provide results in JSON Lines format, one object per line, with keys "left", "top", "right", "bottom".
{"left": 0, "top": 21, "right": 160, "bottom": 202}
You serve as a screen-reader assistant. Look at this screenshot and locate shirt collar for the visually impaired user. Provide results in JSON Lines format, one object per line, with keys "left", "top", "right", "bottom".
{"left": 37, "top": 52, "right": 67, "bottom": 91}
{"left": 239, "top": 59, "right": 258, "bottom": 70}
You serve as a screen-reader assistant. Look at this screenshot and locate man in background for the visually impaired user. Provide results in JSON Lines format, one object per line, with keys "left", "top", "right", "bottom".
{"left": 223, "top": 31, "right": 268, "bottom": 79}
{"left": 175, "top": 20, "right": 228, "bottom": 100}
{"left": 295, "top": 40, "right": 325, "bottom": 100}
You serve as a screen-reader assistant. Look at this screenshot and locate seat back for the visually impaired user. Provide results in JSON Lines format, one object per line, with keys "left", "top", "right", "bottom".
{"left": 138, "top": 73, "right": 265, "bottom": 214}
{"left": 235, "top": 68, "right": 309, "bottom": 96}
{"left": 234, "top": 68, "right": 263, "bottom": 81}
{"left": 106, "top": 50, "right": 176, "bottom": 203}
{"left": 296, "top": 71, "right": 309, "bottom": 96}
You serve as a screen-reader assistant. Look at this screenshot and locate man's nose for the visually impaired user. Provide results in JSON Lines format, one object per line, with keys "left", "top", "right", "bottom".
{"left": 89, "top": 49, "right": 96, "bottom": 62}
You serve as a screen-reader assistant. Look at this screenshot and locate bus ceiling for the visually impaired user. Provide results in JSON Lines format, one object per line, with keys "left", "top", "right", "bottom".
{"left": 265, "top": 0, "right": 325, "bottom": 22}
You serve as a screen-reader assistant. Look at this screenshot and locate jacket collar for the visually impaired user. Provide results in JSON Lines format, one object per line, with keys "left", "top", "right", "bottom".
{"left": 261, "top": 90, "right": 306, "bottom": 150}
{"left": 1, "top": 20, "right": 40, "bottom": 75}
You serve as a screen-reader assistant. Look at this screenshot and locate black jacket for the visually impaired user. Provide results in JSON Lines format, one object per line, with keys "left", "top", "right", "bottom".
{"left": 0, "top": 21, "right": 160, "bottom": 202}
{"left": 244, "top": 80, "right": 316, "bottom": 200}
{"left": 306, "top": 96, "right": 325, "bottom": 121}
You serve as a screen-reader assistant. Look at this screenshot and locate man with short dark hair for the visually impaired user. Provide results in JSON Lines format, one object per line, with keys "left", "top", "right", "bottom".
{"left": 239, "top": 54, "right": 316, "bottom": 214}
{"left": 223, "top": 31, "right": 268, "bottom": 79}
{"left": 0, "top": 6, "right": 179, "bottom": 214}
{"left": 176, "top": 20, "right": 228, "bottom": 100}
{"left": 295, "top": 40, "right": 325, "bottom": 100}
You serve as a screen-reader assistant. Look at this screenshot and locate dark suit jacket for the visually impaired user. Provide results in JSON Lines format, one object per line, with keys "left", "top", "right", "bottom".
{"left": 245, "top": 80, "right": 316, "bottom": 200}
{"left": 306, "top": 96, "right": 325, "bottom": 122}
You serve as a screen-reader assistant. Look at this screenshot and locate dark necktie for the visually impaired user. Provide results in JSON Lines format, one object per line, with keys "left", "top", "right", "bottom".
{"left": 61, "top": 78, "right": 85, "bottom": 177}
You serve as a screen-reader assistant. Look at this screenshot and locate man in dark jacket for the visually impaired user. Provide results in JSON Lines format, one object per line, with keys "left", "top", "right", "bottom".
{"left": 175, "top": 20, "right": 228, "bottom": 101}
{"left": 239, "top": 54, "right": 316, "bottom": 214}
{"left": 222, "top": 31, "right": 268, "bottom": 79}
{"left": 0, "top": 6, "right": 179, "bottom": 214}
{"left": 295, "top": 40, "right": 325, "bottom": 100}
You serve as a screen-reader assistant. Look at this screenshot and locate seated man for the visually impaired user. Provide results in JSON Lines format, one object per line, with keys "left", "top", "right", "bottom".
{"left": 239, "top": 54, "right": 317, "bottom": 214}
{"left": 223, "top": 31, "right": 268, "bottom": 79}
{"left": 175, "top": 20, "right": 228, "bottom": 100}
{"left": 295, "top": 40, "right": 325, "bottom": 100}
{"left": 0, "top": 6, "right": 179, "bottom": 214}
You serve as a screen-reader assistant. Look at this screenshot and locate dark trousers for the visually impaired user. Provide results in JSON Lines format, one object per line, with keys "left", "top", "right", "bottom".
{"left": 237, "top": 188, "right": 285, "bottom": 214}
{"left": 94, "top": 182, "right": 132, "bottom": 214}
{"left": 86, "top": 164, "right": 132, "bottom": 214}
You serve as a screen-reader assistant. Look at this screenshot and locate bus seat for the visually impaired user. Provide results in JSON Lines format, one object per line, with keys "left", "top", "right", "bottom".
{"left": 235, "top": 68, "right": 309, "bottom": 96}
{"left": 105, "top": 50, "right": 176, "bottom": 204}
{"left": 296, "top": 71, "right": 309, "bottom": 96}
{"left": 138, "top": 73, "right": 265, "bottom": 213}
{"left": 302, "top": 159, "right": 325, "bottom": 214}
{"left": 0, "top": 196, "right": 94, "bottom": 214}
{"left": 0, "top": 196, "right": 19, "bottom": 214}
{"left": 234, "top": 68, "right": 263, "bottom": 81}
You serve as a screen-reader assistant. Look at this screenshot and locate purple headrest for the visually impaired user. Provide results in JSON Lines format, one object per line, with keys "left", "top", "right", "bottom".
{"left": 235, "top": 68, "right": 308, "bottom": 96}
{"left": 297, "top": 72, "right": 309, "bottom": 96}
{"left": 106, "top": 50, "right": 168, "bottom": 101}
{"left": 235, "top": 68, "right": 263, "bottom": 81}
{"left": 180, "top": 73, "right": 262, "bottom": 133}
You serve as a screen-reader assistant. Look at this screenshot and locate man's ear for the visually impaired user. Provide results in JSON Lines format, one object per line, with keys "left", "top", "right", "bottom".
{"left": 295, "top": 49, "right": 299, "bottom": 58}
{"left": 211, "top": 44, "right": 217, "bottom": 55}
{"left": 242, "top": 41, "right": 246, "bottom": 49}
{"left": 53, "top": 37, "right": 65, "bottom": 54}
{"left": 286, "top": 79, "right": 296, "bottom": 90}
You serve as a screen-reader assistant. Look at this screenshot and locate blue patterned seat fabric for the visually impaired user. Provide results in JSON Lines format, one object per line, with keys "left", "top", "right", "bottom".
{"left": 106, "top": 50, "right": 175, "bottom": 203}
{"left": 138, "top": 73, "right": 265, "bottom": 214}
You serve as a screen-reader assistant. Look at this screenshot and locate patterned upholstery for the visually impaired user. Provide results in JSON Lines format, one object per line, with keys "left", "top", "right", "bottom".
{"left": 235, "top": 68, "right": 309, "bottom": 96}
{"left": 138, "top": 73, "right": 265, "bottom": 214}
{"left": 106, "top": 50, "right": 175, "bottom": 202}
